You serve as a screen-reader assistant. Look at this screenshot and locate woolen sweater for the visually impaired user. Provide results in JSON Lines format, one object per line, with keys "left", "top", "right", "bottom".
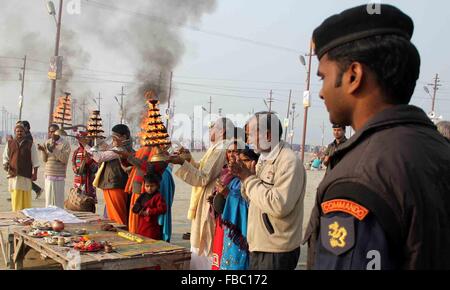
{"left": 42, "top": 138, "right": 71, "bottom": 178}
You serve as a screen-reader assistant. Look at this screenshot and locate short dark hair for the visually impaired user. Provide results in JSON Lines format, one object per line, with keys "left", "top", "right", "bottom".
{"left": 332, "top": 124, "right": 346, "bottom": 131}
{"left": 112, "top": 124, "right": 131, "bottom": 139}
{"left": 252, "top": 111, "right": 283, "bottom": 141}
{"left": 49, "top": 124, "right": 60, "bottom": 131}
{"left": 327, "top": 34, "right": 420, "bottom": 105}
{"left": 21, "top": 121, "right": 31, "bottom": 130}
{"left": 144, "top": 173, "right": 162, "bottom": 185}
{"left": 240, "top": 146, "right": 260, "bottom": 162}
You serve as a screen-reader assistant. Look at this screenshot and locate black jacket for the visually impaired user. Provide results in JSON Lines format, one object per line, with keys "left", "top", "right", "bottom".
{"left": 304, "top": 105, "right": 450, "bottom": 270}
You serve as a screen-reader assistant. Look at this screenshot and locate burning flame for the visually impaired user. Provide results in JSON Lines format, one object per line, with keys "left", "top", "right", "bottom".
{"left": 52, "top": 94, "right": 72, "bottom": 127}
{"left": 139, "top": 91, "right": 171, "bottom": 147}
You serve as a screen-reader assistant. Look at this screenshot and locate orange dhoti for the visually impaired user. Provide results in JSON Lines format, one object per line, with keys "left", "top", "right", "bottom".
{"left": 125, "top": 146, "right": 167, "bottom": 234}
{"left": 103, "top": 188, "right": 128, "bottom": 226}
{"left": 128, "top": 193, "right": 140, "bottom": 233}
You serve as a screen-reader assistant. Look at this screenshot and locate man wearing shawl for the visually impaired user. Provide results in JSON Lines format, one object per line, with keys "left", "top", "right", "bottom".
{"left": 169, "top": 117, "right": 235, "bottom": 270}
{"left": 72, "top": 132, "right": 98, "bottom": 203}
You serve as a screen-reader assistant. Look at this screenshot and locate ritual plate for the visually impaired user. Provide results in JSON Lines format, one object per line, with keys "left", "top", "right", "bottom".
{"left": 58, "top": 231, "right": 72, "bottom": 237}
{"left": 75, "top": 248, "right": 103, "bottom": 253}
{"left": 28, "top": 231, "right": 51, "bottom": 238}
{"left": 74, "top": 229, "right": 88, "bottom": 235}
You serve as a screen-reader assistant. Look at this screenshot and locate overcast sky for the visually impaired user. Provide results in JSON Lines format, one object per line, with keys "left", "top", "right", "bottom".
{"left": 0, "top": 0, "right": 449, "bottom": 145}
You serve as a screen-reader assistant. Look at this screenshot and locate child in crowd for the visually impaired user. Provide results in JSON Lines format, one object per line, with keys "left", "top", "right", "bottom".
{"left": 133, "top": 173, "right": 167, "bottom": 240}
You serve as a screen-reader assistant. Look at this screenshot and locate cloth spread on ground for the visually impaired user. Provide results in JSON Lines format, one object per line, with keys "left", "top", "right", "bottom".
{"left": 22, "top": 206, "right": 85, "bottom": 223}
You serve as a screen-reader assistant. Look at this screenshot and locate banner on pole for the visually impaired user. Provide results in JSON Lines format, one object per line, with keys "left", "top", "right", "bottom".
{"left": 48, "top": 56, "right": 63, "bottom": 80}
{"left": 303, "top": 90, "right": 311, "bottom": 108}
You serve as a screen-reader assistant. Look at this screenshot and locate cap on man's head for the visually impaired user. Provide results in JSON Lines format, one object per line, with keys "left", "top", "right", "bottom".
{"left": 312, "top": 4, "right": 414, "bottom": 60}
{"left": 15, "top": 123, "right": 25, "bottom": 130}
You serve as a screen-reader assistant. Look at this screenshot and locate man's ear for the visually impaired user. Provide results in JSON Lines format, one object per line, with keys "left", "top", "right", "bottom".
{"left": 346, "top": 62, "right": 364, "bottom": 95}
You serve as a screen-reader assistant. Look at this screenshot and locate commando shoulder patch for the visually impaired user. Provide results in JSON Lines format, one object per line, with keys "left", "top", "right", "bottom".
{"left": 321, "top": 199, "right": 369, "bottom": 221}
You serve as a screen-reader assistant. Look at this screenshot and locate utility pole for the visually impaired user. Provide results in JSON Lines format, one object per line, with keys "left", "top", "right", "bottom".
{"left": 268, "top": 90, "right": 274, "bottom": 112}
{"left": 1, "top": 107, "right": 6, "bottom": 138}
{"left": 9, "top": 114, "right": 16, "bottom": 134}
{"left": 429, "top": 73, "right": 441, "bottom": 113}
{"left": 5, "top": 111, "right": 9, "bottom": 136}
{"left": 96, "top": 92, "right": 102, "bottom": 111}
{"left": 290, "top": 103, "right": 297, "bottom": 146}
{"left": 118, "top": 86, "right": 125, "bottom": 124}
{"left": 72, "top": 98, "right": 77, "bottom": 126}
{"left": 190, "top": 113, "right": 195, "bottom": 150}
{"left": 301, "top": 41, "right": 314, "bottom": 162}
{"left": 19, "top": 55, "right": 27, "bottom": 120}
{"left": 284, "top": 90, "right": 292, "bottom": 142}
{"left": 209, "top": 96, "right": 212, "bottom": 116}
{"left": 166, "top": 71, "right": 173, "bottom": 128}
{"left": 170, "top": 100, "right": 176, "bottom": 136}
{"left": 208, "top": 96, "right": 212, "bottom": 124}
{"left": 48, "top": 0, "right": 64, "bottom": 129}
{"left": 80, "top": 98, "right": 87, "bottom": 124}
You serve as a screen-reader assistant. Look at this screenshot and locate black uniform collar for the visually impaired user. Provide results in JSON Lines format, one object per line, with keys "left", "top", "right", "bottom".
{"left": 334, "top": 105, "right": 435, "bottom": 155}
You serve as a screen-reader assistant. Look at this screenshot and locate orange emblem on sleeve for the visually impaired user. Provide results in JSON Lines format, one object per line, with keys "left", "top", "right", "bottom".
{"left": 321, "top": 199, "right": 369, "bottom": 221}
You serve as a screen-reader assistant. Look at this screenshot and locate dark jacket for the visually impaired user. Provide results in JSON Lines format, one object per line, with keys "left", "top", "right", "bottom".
{"left": 7, "top": 139, "right": 33, "bottom": 179}
{"left": 304, "top": 105, "right": 450, "bottom": 270}
{"left": 97, "top": 158, "right": 129, "bottom": 190}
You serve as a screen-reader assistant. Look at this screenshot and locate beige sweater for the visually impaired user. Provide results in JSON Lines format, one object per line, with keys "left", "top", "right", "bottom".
{"left": 41, "top": 138, "right": 71, "bottom": 178}
{"left": 242, "top": 141, "right": 306, "bottom": 253}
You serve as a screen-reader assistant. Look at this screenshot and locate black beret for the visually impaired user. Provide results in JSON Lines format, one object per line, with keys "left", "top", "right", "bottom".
{"left": 313, "top": 4, "right": 414, "bottom": 59}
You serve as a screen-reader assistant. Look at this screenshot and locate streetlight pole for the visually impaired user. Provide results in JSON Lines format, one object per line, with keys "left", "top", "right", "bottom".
{"left": 290, "top": 103, "right": 297, "bottom": 146}
{"left": 48, "top": 0, "right": 64, "bottom": 128}
{"left": 284, "top": 90, "right": 292, "bottom": 142}
{"left": 300, "top": 41, "right": 314, "bottom": 162}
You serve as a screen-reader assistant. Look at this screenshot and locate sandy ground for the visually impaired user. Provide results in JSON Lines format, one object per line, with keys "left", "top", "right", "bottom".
{"left": 0, "top": 143, "right": 324, "bottom": 269}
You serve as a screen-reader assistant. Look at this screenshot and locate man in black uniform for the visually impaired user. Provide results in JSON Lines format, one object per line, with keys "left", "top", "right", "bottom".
{"left": 303, "top": 4, "right": 450, "bottom": 270}
{"left": 322, "top": 124, "right": 347, "bottom": 168}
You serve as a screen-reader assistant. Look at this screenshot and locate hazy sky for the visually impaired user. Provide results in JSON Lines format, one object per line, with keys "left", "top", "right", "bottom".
{"left": 0, "top": 0, "right": 449, "bottom": 145}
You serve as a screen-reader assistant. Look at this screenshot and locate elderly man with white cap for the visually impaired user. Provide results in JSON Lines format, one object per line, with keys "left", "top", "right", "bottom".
{"left": 169, "top": 117, "right": 235, "bottom": 270}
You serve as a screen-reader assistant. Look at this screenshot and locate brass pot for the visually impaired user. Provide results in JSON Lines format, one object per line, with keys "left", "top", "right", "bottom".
{"left": 52, "top": 220, "right": 65, "bottom": 232}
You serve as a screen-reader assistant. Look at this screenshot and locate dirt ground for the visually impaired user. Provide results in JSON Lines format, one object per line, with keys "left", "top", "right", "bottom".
{"left": 0, "top": 143, "right": 324, "bottom": 270}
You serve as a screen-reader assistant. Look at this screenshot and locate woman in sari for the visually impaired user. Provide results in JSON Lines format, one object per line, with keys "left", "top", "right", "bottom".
{"left": 219, "top": 145, "right": 259, "bottom": 270}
